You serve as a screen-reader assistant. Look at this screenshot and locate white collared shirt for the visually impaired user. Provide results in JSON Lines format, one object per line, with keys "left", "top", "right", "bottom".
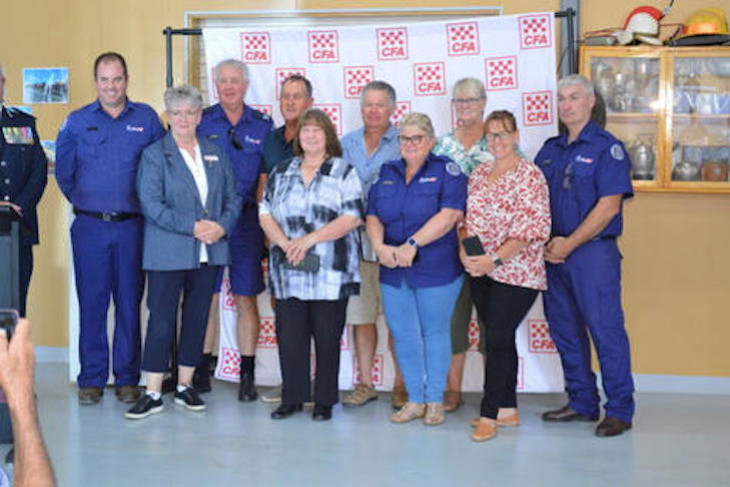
{"left": 179, "top": 145, "right": 209, "bottom": 263}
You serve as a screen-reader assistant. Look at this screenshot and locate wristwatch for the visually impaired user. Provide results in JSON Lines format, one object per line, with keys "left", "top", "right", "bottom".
{"left": 407, "top": 237, "right": 419, "bottom": 249}
{"left": 491, "top": 254, "right": 504, "bottom": 267}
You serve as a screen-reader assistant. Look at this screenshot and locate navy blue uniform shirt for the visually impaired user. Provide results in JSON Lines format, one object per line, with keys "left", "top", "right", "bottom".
{"left": 367, "top": 152, "right": 467, "bottom": 288}
{"left": 55, "top": 99, "right": 164, "bottom": 213}
{"left": 0, "top": 106, "right": 48, "bottom": 245}
{"left": 197, "top": 104, "right": 272, "bottom": 206}
{"left": 262, "top": 125, "right": 293, "bottom": 174}
{"left": 535, "top": 121, "right": 633, "bottom": 238}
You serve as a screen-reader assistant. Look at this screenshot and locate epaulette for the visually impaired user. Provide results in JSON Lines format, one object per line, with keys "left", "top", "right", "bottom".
{"left": 249, "top": 108, "right": 272, "bottom": 123}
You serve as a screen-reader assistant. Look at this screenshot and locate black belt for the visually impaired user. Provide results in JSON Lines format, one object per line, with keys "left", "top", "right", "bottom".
{"left": 73, "top": 207, "right": 141, "bottom": 222}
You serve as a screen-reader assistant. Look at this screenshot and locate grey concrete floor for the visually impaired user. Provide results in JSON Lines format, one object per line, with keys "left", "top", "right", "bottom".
{"left": 13, "top": 363, "right": 730, "bottom": 486}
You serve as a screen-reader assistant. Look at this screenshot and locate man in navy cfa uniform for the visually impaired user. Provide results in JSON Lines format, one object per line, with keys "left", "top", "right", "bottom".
{"left": 56, "top": 52, "right": 165, "bottom": 406}
{"left": 535, "top": 74, "right": 634, "bottom": 437}
{"left": 0, "top": 62, "right": 48, "bottom": 318}
{"left": 197, "top": 59, "right": 272, "bottom": 401}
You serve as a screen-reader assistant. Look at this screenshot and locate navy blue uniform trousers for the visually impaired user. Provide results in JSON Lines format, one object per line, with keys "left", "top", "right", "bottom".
{"left": 72, "top": 214, "right": 143, "bottom": 388}
{"left": 544, "top": 239, "right": 635, "bottom": 423}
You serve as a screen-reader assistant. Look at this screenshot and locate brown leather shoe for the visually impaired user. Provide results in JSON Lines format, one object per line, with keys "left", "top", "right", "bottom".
{"left": 542, "top": 406, "right": 598, "bottom": 422}
{"left": 78, "top": 387, "right": 103, "bottom": 405}
{"left": 443, "top": 390, "right": 463, "bottom": 413}
{"left": 595, "top": 417, "right": 632, "bottom": 437}
{"left": 471, "top": 418, "right": 497, "bottom": 442}
{"left": 391, "top": 385, "right": 408, "bottom": 410}
{"left": 115, "top": 385, "right": 141, "bottom": 404}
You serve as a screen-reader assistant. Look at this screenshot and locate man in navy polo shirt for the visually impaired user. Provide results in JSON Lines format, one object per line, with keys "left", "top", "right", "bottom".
{"left": 56, "top": 52, "right": 164, "bottom": 405}
{"left": 536, "top": 74, "right": 635, "bottom": 437}
{"left": 197, "top": 59, "right": 272, "bottom": 401}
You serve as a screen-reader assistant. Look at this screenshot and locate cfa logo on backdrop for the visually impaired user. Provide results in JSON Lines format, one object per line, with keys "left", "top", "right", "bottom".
{"left": 485, "top": 56, "right": 518, "bottom": 91}
{"left": 308, "top": 30, "right": 339, "bottom": 63}
{"left": 220, "top": 347, "right": 242, "bottom": 379}
{"left": 377, "top": 27, "right": 409, "bottom": 60}
{"left": 240, "top": 32, "right": 271, "bottom": 64}
{"left": 275, "top": 68, "right": 306, "bottom": 99}
{"left": 467, "top": 319, "right": 480, "bottom": 351}
{"left": 257, "top": 316, "right": 278, "bottom": 349}
{"left": 314, "top": 104, "right": 342, "bottom": 135}
{"left": 518, "top": 14, "right": 552, "bottom": 49}
{"left": 413, "top": 62, "right": 446, "bottom": 96}
{"left": 447, "top": 22, "right": 480, "bottom": 56}
{"left": 344, "top": 66, "right": 374, "bottom": 99}
{"left": 353, "top": 354, "right": 384, "bottom": 387}
{"left": 527, "top": 319, "right": 557, "bottom": 353}
{"left": 391, "top": 101, "right": 410, "bottom": 127}
{"left": 523, "top": 91, "right": 553, "bottom": 126}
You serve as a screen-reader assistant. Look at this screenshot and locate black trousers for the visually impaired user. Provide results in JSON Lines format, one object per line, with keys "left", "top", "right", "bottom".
{"left": 471, "top": 276, "right": 538, "bottom": 419}
{"left": 18, "top": 244, "right": 32, "bottom": 318}
{"left": 275, "top": 298, "right": 348, "bottom": 408}
{"left": 142, "top": 266, "right": 219, "bottom": 373}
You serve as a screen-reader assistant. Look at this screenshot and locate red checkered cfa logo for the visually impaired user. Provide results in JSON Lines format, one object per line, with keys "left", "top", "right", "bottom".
{"left": 308, "top": 30, "right": 339, "bottom": 63}
{"left": 240, "top": 32, "right": 271, "bottom": 64}
{"left": 447, "top": 22, "right": 480, "bottom": 56}
{"left": 523, "top": 91, "right": 554, "bottom": 126}
{"left": 377, "top": 28, "right": 408, "bottom": 60}
{"left": 275, "top": 68, "right": 306, "bottom": 99}
{"left": 257, "top": 316, "right": 278, "bottom": 349}
{"left": 221, "top": 347, "right": 242, "bottom": 378}
{"left": 391, "top": 101, "right": 410, "bottom": 127}
{"left": 485, "top": 56, "right": 518, "bottom": 91}
{"left": 518, "top": 14, "right": 552, "bottom": 49}
{"left": 467, "top": 319, "right": 480, "bottom": 351}
{"left": 314, "top": 104, "right": 342, "bottom": 135}
{"left": 353, "top": 353, "right": 384, "bottom": 387}
{"left": 528, "top": 319, "right": 557, "bottom": 353}
{"left": 344, "top": 66, "right": 374, "bottom": 99}
{"left": 414, "top": 62, "right": 446, "bottom": 96}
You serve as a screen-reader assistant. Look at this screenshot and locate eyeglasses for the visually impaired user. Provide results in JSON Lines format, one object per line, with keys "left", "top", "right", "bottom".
{"left": 168, "top": 109, "right": 199, "bottom": 120}
{"left": 452, "top": 97, "right": 484, "bottom": 105}
{"left": 228, "top": 127, "right": 243, "bottom": 150}
{"left": 398, "top": 135, "right": 426, "bottom": 146}
{"left": 485, "top": 131, "right": 513, "bottom": 142}
{"left": 563, "top": 162, "right": 574, "bottom": 190}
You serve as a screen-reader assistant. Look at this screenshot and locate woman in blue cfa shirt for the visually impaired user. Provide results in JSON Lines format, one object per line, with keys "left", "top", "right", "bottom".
{"left": 126, "top": 85, "right": 241, "bottom": 419}
{"left": 367, "top": 113, "right": 467, "bottom": 426}
{"left": 259, "top": 109, "right": 363, "bottom": 422}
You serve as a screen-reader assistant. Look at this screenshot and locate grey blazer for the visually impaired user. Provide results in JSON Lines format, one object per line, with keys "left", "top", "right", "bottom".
{"left": 137, "top": 132, "right": 242, "bottom": 271}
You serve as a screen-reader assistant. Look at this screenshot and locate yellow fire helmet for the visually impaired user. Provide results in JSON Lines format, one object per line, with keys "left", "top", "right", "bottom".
{"left": 680, "top": 8, "right": 729, "bottom": 37}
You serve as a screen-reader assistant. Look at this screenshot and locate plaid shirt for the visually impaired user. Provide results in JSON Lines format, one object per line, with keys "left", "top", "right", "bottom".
{"left": 259, "top": 156, "right": 364, "bottom": 300}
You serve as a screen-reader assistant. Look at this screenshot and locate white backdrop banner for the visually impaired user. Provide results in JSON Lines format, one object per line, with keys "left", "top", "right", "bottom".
{"left": 203, "top": 12, "right": 565, "bottom": 393}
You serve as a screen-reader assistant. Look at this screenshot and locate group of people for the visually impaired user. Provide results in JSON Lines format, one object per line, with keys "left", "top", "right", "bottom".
{"left": 0, "top": 51, "right": 635, "bottom": 440}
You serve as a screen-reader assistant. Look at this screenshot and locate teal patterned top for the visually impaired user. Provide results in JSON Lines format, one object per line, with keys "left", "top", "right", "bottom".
{"left": 433, "top": 132, "right": 493, "bottom": 176}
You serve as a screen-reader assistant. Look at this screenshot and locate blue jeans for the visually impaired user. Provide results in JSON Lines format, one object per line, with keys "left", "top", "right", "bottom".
{"left": 381, "top": 276, "right": 463, "bottom": 403}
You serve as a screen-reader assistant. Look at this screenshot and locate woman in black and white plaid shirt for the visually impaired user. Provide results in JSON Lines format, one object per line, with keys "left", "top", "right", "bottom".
{"left": 259, "top": 109, "right": 363, "bottom": 422}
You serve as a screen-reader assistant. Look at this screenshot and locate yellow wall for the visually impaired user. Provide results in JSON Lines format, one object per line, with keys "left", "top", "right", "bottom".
{"left": 2, "top": 1, "right": 728, "bottom": 378}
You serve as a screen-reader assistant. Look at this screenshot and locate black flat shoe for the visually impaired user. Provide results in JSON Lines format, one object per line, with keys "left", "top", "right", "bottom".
{"left": 271, "top": 403, "right": 303, "bottom": 420}
{"left": 238, "top": 372, "right": 258, "bottom": 402}
{"left": 312, "top": 404, "right": 332, "bottom": 421}
{"left": 542, "top": 406, "right": 598, "bottom": 422}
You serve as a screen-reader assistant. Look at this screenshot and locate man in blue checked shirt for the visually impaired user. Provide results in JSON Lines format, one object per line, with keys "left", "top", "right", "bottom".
{"left": 56, "top": 52, "right": 164, "bottom": 406}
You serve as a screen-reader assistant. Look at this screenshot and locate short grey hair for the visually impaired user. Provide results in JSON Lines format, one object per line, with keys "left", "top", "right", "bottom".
{"left": 558, "top": 74, "right": 595, "bottom": 97}
{"left": 164, "top": 84, "right": 203, "bottom": 112}
{"left": 452, "top": 77, "right": 486, "bottom": 100}
{"left": 398, "top": 112, "right": 435, "bottom": 139}
{"left": 213, "top": 59, "right": 249, "bottom": 82}
{"left": 360, "top": 80, "right": 396, "bottom": 106}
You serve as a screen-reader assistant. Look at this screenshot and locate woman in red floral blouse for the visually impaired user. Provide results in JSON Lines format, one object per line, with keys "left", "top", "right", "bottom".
{"left": 460, "top": 110, "right": 551, "bottom": 442}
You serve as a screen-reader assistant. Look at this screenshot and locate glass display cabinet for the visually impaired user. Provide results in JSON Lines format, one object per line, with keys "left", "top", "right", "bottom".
{"left": 581, "top": 46, "right": 730, "bottom": 193}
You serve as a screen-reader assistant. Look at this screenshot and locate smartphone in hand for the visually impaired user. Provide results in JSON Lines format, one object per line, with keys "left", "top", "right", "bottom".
{"left": 0, "top": 309, "right": 18, "bottom": 341}
{"left": 462, "top": 236, "right": 486, "bottom": 256}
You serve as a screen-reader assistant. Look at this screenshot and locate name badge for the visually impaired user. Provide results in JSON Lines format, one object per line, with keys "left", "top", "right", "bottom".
{"left": 203, "top": 155, "right": 219, "bottom": 162}
{"left": 2, "top": 126, "right": 34, "bottom": 145}
{"left": 244, "top": 135, "right": 261, "bottom": 145}
{"left": 419, "top": 176, "right": 438, "bottom": 183}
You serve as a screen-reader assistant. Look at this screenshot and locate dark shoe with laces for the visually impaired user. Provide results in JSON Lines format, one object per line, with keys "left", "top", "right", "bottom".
{"left": 312, "top": 404, "right": 333, "bottom": 421}
{"left": 270, "top": 403, "right": 303, "bottom": 420}
{"left": 595, "top": 416, "right": 632, "bottom": 437}
{"left": 542, "top": 406, "right": 598, "bottom": 422}
{"left": 174, "top": 386, "right": 206, "bottom": 412}
{"left": 125, "top": 394, "right": 164, "bottom": 420}
{"left": 238, "top": 372, "right": 258, "bottom": 402}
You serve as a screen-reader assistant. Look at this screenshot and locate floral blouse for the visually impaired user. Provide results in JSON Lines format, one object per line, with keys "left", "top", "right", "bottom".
{"left": 433, "top": 132, "right": 493, "bottom": 176}
{"left": 464, "top": 158, "right": 551, "bottom": 290}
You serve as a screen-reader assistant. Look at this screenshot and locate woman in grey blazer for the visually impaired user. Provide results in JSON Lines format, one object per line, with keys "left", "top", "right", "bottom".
{"left": 125, "top": 85, "right": 241, "bottom": 420}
